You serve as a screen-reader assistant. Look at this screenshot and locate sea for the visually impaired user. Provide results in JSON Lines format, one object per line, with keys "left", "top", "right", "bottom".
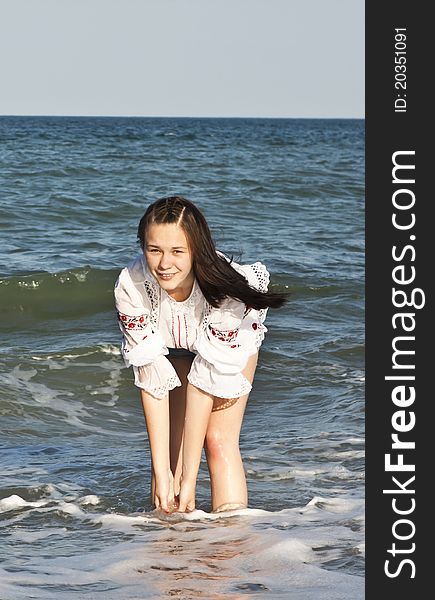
{"left": 0, "top": 116, "right": 365, "bottom": 599}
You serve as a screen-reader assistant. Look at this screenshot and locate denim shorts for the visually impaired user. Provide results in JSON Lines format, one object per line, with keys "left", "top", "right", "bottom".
{"left": 167, "top": 347, "right": 196, "bottom": 359}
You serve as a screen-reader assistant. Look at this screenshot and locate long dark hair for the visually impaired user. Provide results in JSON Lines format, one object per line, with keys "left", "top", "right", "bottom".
{"left": 137, "top": 196, "right": 287, "bottom": 310}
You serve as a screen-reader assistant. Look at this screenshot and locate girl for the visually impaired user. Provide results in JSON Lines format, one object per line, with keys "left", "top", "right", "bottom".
{"left": 114, "top": 196, "right": 286, "bottom": 513}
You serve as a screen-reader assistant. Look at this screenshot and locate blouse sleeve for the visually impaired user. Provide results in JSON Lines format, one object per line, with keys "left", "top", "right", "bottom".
{"left": 114, "top": 267, "right": 181, "bottom": 399}
{"left": 187, "top": 261, "right": 269, "bottom": 399}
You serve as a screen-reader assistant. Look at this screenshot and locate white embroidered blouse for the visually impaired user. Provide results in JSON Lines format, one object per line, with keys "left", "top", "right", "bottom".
{"left": 114, "top": 253, "right": 270, "bottom": 400}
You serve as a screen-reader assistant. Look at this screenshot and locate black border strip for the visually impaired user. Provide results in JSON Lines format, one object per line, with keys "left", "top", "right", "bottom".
{"left": 366, "top": 1, "right": 430, "bottom": 596}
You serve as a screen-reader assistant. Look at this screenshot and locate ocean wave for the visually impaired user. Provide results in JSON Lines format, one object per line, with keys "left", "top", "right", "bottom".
{"left": 0, "top": 487, "right": 364, "bottom": 527}
{"left": 0, "top": 266, "right": 293, "bottom": 326}
{"left": 0, "top": 267, "right": 118, "bottom": 324}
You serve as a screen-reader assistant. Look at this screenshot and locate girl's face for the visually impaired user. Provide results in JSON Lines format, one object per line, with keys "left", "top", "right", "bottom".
{"left": 144, "top": 223, "right": 194, "bottom": 301}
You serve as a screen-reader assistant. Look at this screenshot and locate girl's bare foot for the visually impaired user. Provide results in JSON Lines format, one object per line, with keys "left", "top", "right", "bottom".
{"left": 212, "top": 502, "right": 247, "bottom": 513}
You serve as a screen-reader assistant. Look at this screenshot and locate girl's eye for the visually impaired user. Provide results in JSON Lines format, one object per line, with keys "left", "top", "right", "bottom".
{"left": 147, "top": 248, "right": 184, "bottom": 254}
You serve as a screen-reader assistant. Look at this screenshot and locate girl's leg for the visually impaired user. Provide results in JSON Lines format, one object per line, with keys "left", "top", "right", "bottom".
{"left": 168, "top": 356, "right": 193, "bottom": 496}
{"left": 149, "top": 356, "right": 192, "bottom": 505}
{"left": 205, "top": 352, "right": 258, "bottom": 512}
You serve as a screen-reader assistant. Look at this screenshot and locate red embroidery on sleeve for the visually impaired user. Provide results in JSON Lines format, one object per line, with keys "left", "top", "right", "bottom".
{"left": 208, "top": 325, "right": 240, "bottom": 346}
{"left": 117, "top": 312, "right": 149, "bottom": 331}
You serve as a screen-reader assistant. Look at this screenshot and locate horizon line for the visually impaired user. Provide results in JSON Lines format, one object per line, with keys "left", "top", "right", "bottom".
{"left": 0, "top": 113, "right": 364, "bottom": 120}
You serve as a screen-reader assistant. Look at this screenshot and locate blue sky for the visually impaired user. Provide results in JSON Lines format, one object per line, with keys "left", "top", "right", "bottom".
{"left": 0, "top": 0, "right": 364, "bottom": 118}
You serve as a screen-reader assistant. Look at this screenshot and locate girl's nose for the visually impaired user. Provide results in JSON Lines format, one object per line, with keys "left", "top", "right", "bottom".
{"left": 159, "top": 253, "right": 172, "bottom": 270}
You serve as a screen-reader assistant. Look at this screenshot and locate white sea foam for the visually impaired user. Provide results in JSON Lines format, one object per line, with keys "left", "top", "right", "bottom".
{"left": 87, "top": 359, "right": 123, "bottom": 405}
{"left": 78, "top": 494, "right": 100, "bottom": 506}
{"left": 248, "top": 462, "right": 363, "bottom": 481}
{"left": 31, "top": 344, "right": 121, "bottom": 362}
{"left": 0, "top": 494, "right": 49, "bottom": 513}
{"left": 9, "top": 528, "right": 68, "bottom": 543}
{"left": 1, "top": 490, "right": 364, "bottom": 599}
{"left": 95, "top": 513, "right": 155, "bottom": 527}
{"left": 326, "top": 449, "right": 365, "bottom": 460}
{"left": 303, "top": 495, "right": 364, "bottom": 515}
{"left": 1, "top": 363, "right": 142, "bottom": 437}
{"left": 341, "top": 436, "right": 365, "bottom": 445}
{"left": 0, "top": 488, "right": 363, "bottom": 528}
{"left": 99, "top": 344, "right": 122, "bottom": 356}
{"left": 1, "top": 366, "right": 74, "bottom": 409}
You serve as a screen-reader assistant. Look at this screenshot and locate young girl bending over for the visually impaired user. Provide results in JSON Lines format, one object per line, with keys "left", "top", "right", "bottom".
{"left": 114, "top": 196, "right": 286, "bottom": 513}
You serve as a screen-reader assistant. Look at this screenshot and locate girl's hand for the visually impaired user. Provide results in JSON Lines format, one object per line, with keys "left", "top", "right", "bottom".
{"left": 154, "top": 470, "right": 178, "bottom": 513}
{"left": 177, "top": 476, "right": 196, "bottom": 513}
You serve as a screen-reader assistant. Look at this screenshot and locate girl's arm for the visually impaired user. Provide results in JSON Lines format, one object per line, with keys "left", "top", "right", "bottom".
{"left": 115, "top": 265, "right": 181, "bottom": 399}
{"left": 140, "top": 389, "right": 176, "bottom": 513}
{"left": 177, "top": 383, "right": 214, "bottom": 512}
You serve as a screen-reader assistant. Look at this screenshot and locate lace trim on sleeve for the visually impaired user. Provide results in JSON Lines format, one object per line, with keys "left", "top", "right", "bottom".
{"left": 145, "top": 375, "right": 182, "bottom": 399}
{"left": 143, "top": 280, "right": 160, "bottom": 329}
{"left": 247, "top": 262, "right": 270, "bottom": 345}
{"left": 249, "top": 262, "right": 270, "bottom": 292}
{"left": 201, "top": 300, "right": 214, "bottom": 330}
{"left": 133, "top": 368, "right": 181, "bottom": 400}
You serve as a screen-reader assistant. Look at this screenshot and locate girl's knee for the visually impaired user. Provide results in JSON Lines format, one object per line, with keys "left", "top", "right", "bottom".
{"left": 204, "top": 429, "right": 239, "bottom": 460}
